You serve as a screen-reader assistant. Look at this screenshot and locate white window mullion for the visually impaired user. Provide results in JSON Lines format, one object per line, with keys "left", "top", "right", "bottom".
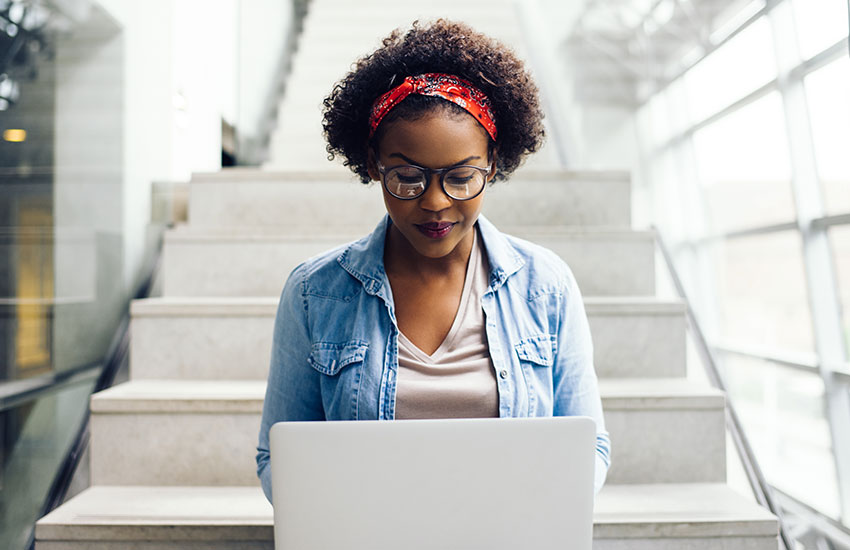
{"left": 769, "top": 0, "right": 850, "bottom": 521}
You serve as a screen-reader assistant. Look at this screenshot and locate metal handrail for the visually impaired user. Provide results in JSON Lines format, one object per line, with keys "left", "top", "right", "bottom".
{"left": 774, "top": 487, "right": 850, "bottom": 548}
{"left": 0, "top": 363, "right": 101, "bottom": 413}
{"left": 653, "top": 225, "right": 795, "bottom": 550}
{"left": 712, "top": 343, "right": 820, "bottom": 375}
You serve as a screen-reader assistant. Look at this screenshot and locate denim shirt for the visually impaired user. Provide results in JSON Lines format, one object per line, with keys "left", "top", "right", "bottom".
{"left": 256, "top": 214, "right": 611, "bottom": 503}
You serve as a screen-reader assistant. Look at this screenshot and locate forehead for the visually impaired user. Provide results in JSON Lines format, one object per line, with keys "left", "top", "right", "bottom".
{"left": 375, "top": 111, "right": 490, "bottom": 167}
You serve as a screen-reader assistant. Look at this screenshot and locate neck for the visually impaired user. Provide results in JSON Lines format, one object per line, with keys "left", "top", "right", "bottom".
{"left": 384, "top": 223, "right": 474, "bottom": 281}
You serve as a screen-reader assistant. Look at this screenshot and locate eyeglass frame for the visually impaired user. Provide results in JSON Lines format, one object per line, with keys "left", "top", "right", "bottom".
{"left": 374, "top": 158, "right": 493, "bottom": 201}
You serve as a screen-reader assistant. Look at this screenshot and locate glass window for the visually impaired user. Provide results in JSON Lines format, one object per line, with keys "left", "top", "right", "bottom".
{"left": 650, "top": 148, "right": 687, "bottom": 238}
{"left": 709, "top": 231, "right": 815, "bottom": 352}
{"left": 685, "top": 17, "right": 777, "bottom": 122}
{"left": 805, "top": 57, "right": 850, "bottom": 216}
{"left": 646, "top": 92, "right": 673, "bottom": 150}
{"left": 829, "top": 226, "right": 850, "bottom": 357}
{"left": 692, "top": 92, "right": 796, "bottom": 232}
{"left": 722, "top": 355, "right": 840, "bottom": 518}
{"left": 666, "top": 77, "right": 693, "bottom": 138}
{"left": 793, "top": 0, "right": 850, "bottom": 61}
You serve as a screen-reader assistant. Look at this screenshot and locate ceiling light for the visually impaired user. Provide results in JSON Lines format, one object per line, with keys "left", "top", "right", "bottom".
{"left": 3, "top": 129, "right": 26, "bottom": 142}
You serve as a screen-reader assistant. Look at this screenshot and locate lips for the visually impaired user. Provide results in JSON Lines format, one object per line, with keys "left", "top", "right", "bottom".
{"left": 415, "top": 221, "right": 456, "bottom": 239}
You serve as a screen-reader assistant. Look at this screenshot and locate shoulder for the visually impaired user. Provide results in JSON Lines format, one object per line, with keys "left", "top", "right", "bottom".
{"left": 281, "top": 237, "right": 367, "bottom": 304}
{"left": 485, "top": 227, "right": 580, "bottom": 299}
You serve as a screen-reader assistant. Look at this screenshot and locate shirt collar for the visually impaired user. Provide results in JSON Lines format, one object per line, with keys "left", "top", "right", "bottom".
{"left": 475, "top": 214, "right": 525, "bottom": 291}
{"left": 336, "top": 214, "right": 391, "bottom": 296}
{"left": 336, "top": 213, "right": 525, "bottom": 295}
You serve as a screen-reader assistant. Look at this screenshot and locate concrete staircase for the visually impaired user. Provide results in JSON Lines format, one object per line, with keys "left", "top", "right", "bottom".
{"left": 35, "top": 0, "right": 780, "bottom": 548}
{"left": 34, "top": 168, "right": 779, "bottom": 549}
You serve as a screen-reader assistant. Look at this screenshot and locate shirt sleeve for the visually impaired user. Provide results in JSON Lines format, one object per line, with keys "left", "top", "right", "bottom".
{"left": 552, "top": 264, "right": 611, "bottom": 495}
{"left": 256, "top": 266, "right": 325, "bottom": 504}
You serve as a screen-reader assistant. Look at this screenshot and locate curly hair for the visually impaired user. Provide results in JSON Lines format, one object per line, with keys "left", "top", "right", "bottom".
{"left": 322, "top": 19, "right": 545, "bottom": 184}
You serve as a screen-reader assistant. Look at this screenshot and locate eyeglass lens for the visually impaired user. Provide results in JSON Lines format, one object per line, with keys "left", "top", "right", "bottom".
{"left": 384, "top": 166, "right": 486, "bottom": 199}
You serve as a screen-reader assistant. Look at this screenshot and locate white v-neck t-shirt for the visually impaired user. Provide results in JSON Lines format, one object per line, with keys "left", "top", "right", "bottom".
{"left": 394, "top": 228, "right": 500, "bottom": 419}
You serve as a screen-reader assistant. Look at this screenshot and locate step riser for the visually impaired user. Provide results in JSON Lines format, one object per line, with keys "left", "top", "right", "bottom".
{"left": 35, "top": 482, "right": 779, "bottom": 550}
{"left": 189, "top": 182, "right": 386, "bottom": 230}
{"left": 36, "top": 543, "right": 272, "bottom": 550}
{"left": 187, "top": 179, "right": 631, "bottom": 229}
{"left": 130, "top": 315, "right": 272, "bottom": 380}
{"left": 34, "top": 536, "right": 780, "bottom": 550}
{"left": 267, "top": 148, "right": 357, "bottom": 168}
{"left": 301, "top": 16, "right": 519, "bottom": 30}
{"left": 592, "top": 537, "right": 778, "bottom": 550}
{"left": 90, "top": 413, "right": 260, "bottom": 487}
{"left": 605, "top": 407, "right": 726, "bottom": 484}
{"left": 162, "top": 235, "right": 653, "bottom": 297}
{"left": 295, "top": 30, "right": 523, "bottom": 48}
{"left": 266, "top": 140, "right": 561, "bottom": 170}
{"left": 130, "top": 306, "right": 685, "bottom": 381}
{"left": 589, "top": 313, "right": 686, "bottom": 379}
{"left": 89, "top": 405, "right": 722, "bottom": 486}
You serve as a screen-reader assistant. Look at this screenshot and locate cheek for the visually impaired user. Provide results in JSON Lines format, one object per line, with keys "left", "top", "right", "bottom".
{"left": 381, "top": 189, "right": 411, "bottom": 222}
{"left": 462, "top": 196, "right": 486, "bottom": 221}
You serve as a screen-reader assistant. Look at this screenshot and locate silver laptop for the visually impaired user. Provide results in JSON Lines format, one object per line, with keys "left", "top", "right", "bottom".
{"left": 270, "top": 416, "right": 595, "bottom": 550}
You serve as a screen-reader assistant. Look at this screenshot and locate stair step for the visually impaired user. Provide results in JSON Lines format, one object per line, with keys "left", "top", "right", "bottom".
{"left": 301, "top": 13, "right": 519, "bottom": 31}
{"left": 601, "top": 378, "right": 726, "bottom": 484}
{"left": 161, "top": 227, "right": 654, "bottom": 297}
{"left": 265, "top": 138, "right": 347, "bottom": 169}
{"left": 594, "top": 483, "right": 778, "bottom": 548}
{"left": 587, "top": 297, "right": 687, "bottom": 378}
{"left": 187, "top": 169, "right": 632, "bottom": 229}
{"left": 271, "top": 130, "right": 575, "bottom": 171}
{"left": 130, "top": 297, "right": 275, "bottom": 381}
{"left": 88, "top": 378, "right": 723, "bottom": 486}
{"left": 298, "top": 19, "right": 522, "bottom": 48}
{"left": 292, "top": 35, "right": 525, "bottom": 62}
{"left": 89, "top": 380, "right": 264, "bottom": 487}
{"left": 35, "top": 484, "right": 777, "bottom": 549}
{"left": 264, "top": 138, "right": 564, "bottom": 172}
{"left": 130, "top": 296, "right": 685, "bottom": 381}
{"left": 298, "top": 23, "right": 523, "bottom": 42}
{"left": 35, "top": 486, "right": 273, "bottom": 549}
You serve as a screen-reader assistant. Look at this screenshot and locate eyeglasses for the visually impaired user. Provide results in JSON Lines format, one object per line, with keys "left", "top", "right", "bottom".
{"left": 375, "top": 159, "right": 491, "bottom": 201}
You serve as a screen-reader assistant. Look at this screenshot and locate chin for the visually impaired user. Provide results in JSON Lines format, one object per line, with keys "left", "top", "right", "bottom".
{"left": 411, "top": 238, "right": 461, "bottom": 259}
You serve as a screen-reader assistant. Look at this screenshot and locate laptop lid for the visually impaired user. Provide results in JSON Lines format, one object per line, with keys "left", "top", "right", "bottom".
{"left": 270, "top": 416, "right": 595, "bottom": 550}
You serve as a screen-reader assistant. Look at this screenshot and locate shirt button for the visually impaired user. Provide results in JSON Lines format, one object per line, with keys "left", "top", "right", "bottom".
{"left": 499, "top": 369, "right": 508, "bottom": 379}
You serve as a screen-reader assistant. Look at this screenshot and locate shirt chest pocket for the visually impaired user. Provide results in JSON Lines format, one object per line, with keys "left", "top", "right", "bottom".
{"left": 514, "top": 334, "right": 557, "bottom": 415}
{"left": 514, "top": 334, "right": 556, "bottom": 368}
{"left": 308, "top": 340, "right": 369, "bottom": 376}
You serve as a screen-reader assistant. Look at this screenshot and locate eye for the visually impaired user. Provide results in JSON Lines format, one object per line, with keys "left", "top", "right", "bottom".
{"left": 446, "top": 175, "right": 474, "bottom": 185}
{"left": 390, "top": 166, "right": 425, "bottom": 184}
{"left": 445, "top": 167, "right": 479, "bottom": 186}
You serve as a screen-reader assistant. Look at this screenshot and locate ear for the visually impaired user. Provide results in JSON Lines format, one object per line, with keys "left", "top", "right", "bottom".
{"left": 366, "top": 148, "right": 380, "bottom": 182}
{"left": 486, "top": 148, "right": 498, "bottom": 182}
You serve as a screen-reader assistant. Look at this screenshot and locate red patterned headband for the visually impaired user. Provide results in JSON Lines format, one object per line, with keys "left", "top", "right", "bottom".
{"left": 368, "top": 73, "right": 498, "bottom": 140}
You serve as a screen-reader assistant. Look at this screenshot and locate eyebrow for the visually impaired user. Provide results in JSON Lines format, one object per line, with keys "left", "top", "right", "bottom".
{"left": 387, "top": 153, "right": 481, "bottom": 167}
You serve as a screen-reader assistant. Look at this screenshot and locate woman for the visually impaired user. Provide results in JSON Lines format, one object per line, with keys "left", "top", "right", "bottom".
{"left": 256, "top": 19, "right": 610, "bottom": 503}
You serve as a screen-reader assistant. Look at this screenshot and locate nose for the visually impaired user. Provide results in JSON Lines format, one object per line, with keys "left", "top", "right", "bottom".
{"left": 417, "top": 173, "right": 452, "bottom": 212}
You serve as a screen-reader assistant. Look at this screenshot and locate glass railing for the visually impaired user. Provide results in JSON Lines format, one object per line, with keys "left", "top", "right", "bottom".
{"left": 0, "top": 374, "right": 99, "bottom": 549}
{"left": 0, "top": 224, "right": 162, "bottom": 550}
{"left": 0, "top": 2, "right": 165, "bottom": 548}
{"left": 0, "top": 0, "right": 310, "bottom": 546}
